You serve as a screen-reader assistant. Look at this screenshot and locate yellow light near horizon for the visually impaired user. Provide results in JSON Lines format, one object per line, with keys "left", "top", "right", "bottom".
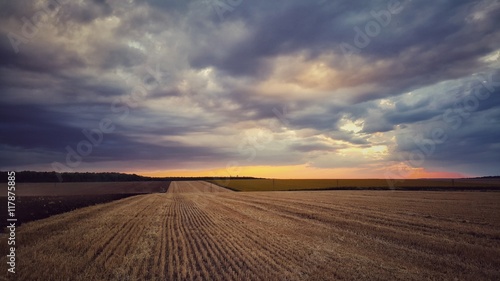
{"left": 137, "top": 164, "right": 463, "bottom": 179}
{"left": 138, "top": 165, "right": 374, "bottom": 179}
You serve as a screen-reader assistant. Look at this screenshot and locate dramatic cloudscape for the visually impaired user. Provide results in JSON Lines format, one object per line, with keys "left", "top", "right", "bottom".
{"left": 1, "top": 0, "right": 499, "bottom": 178}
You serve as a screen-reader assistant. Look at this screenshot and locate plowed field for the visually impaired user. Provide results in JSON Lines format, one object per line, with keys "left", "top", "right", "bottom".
{"left": 2, "top": 181, "right": 500, "bottom": 280}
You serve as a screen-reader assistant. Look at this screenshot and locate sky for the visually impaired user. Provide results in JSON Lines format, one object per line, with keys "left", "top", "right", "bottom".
{"left": 0, "top": 0, "right": 499, "bottom": 179}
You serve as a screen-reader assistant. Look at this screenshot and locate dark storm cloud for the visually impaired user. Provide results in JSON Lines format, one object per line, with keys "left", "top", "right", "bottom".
{"left": 0, "top": 0, "right": 499, "bottom": 175}
{"left": 191, "top": 0, "right": 499, "bottom": 111}
{"left": 58, "top": 0, "right": 112, "bottom": 24}
{"left": 385, "top": 107, "right": 440, "bottom": 125}
{"left": 348, "top": 1, "right": 499, "bottom": 103}
{"left": 290, "top": 111, "right": 341, "bottom": 132}
{"left": 0, "top": 103, "right": 85, "bottom": 150}
{"left": 395, "top": 121, "right": 500, "bottom": 176}
{"left": 0, "top": 101, "right": 230, "bottom": 170}
{"left": 141, "top": 0, "right": 192, "bottom": 13}
{"left": 328, "top": 131, "right": 370, "bottom": 146}
{"left": 69, "top": 136, "right": 229, "bottom": 164}
{"left": 0, "top": 135, "right": 230, "bottom": 171}
{"left": 362, "top": 119, "right": 394, "bottom": 134}
{"left": 375, "top": 71, "right": 500, "bottom": 131}
{"left": 95, "top": 45, "right": 146, "bottom": 70}
{"left": 0, "top": 36, "right": 85, "bottom": 74}
{"left": 390, "top": 92, "right": 500, "bottom": 176}
{"left": 190, "top": 0, "right": 368, "bottom": 76}
{"left": 289, "top": 143, "right": 335, "bottom": 153}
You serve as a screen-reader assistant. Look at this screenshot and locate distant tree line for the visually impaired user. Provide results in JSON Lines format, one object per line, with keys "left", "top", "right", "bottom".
{"left": 166, "top": 176, "right": 260, "bottom": 181}
{"left": 0, "top": 171, "right": 149, "bottom": 183}
{"left": 0, "top": 171, "right": 260, "bottom": 183}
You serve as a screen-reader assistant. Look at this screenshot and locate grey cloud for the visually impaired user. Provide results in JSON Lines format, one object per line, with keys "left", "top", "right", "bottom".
{"left": 289, "top": 142, "right": 339, "bottom": 153}
{"left": 1, "top": 0, "right": 499, "bottom": 176}
{"left": 57, "top": 0, "right": 112, "bottom": 24}
{"left": 0, "top": 103, "right": 85, "bottom": 150}
{"left": 362, "top": 118, "right": 394, "bottom": 134}
{"left": 391, "top": 106, "right": 500, "bottom": 175}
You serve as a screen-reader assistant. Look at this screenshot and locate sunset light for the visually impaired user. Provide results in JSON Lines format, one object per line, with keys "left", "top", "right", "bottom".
{"left": 1, "top": 0, "right": 499, "bottom": 179}
{"left": 2, "top": 1, "right": 500, "bottom": 280}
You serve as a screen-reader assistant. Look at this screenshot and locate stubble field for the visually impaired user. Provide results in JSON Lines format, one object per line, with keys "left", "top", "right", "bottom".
{"left": 208, "top": 178, "right": 500, "bottom": 192}
{"left": 1, "top": 181, "right": 500, "bottom": 280}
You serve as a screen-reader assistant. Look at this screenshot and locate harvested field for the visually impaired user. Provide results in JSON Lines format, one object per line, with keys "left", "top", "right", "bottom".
{"left": 2, "top": 181, "right": 499, "bottom": 280}
{"left": 209, "top": 178, "right": 500, "bottom": 192}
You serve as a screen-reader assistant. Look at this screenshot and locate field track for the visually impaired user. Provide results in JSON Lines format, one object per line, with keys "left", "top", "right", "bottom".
{"left": 2, "top": 181, "right": 500, "bottom": 280}
{"left": 167, "top": 181, "right": 231, "bottom": 193}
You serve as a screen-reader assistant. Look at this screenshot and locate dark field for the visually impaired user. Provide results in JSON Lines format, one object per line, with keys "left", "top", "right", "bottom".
{"left": 0, "top": 194, "right": 142, "bottom": 232}
{"left": 0, "top": 181, "right": 171, "bottom": 232}
{"left": 4, "top": 181, "right": 171, "bottom": 196}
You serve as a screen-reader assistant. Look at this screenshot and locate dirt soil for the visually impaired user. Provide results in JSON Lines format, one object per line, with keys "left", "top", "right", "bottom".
{"left": 0, "top": 181, "right": 171, "bottom": 231}
{"left": 2, "top": 181, "right": 499, "bottom": 280}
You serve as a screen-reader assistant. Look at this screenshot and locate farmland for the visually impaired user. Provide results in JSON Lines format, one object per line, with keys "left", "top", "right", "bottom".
{"left": 2, "top": 181, "right": 500, "bottom": 280}
{"left": 208, "top": 178, "right": 500, "bottom": 192}
{"left": 5, "top": 181, "right": 170, "bottom": 196}
{"left": 0, "top": 181, "right": 170, "bottom": 231}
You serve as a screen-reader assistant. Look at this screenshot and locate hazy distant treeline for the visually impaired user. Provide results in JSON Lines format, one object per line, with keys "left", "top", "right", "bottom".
{"left": 0, "top": 171, "right": 259, "bottom": 183}
{"left": 0, "top": 171, "right": 149, "bottom": 182}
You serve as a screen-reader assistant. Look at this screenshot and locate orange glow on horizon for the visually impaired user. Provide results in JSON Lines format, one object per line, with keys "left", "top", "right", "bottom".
{"left": 137, "top": 164, "right": 466, "bottom": 179}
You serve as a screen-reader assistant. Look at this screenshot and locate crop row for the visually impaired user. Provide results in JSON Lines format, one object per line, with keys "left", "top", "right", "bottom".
{"left": 1, "top": 182, "right": 499, "bottom": 280}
